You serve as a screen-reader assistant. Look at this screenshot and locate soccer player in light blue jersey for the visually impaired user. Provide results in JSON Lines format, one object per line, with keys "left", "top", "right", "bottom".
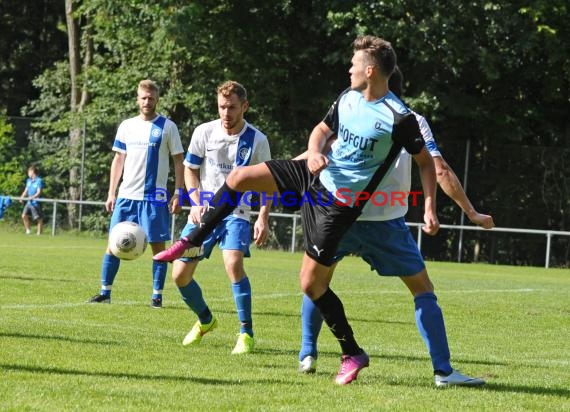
{"left": 20, "top": 165, "right": 44, "bottom": 235}
{"left": 170, "top": 81, "right": 272, "bottom": 354}
{"left": 155, "top": 35, "right": 434, "bottom": 385}
{"left": 87, "top": 79, "right": 185, "bottom": 308}
{"left": 296, "top": 67, "right": 489, "bottom": 387}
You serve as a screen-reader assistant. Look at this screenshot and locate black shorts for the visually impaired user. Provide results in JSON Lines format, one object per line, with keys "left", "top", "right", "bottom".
{"left": 265, "top": 159, "right": 361, "bottom": 265}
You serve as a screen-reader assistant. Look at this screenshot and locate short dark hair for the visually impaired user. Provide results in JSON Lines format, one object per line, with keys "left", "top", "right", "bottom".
{"left": 217, "top": 81, "right": 247, "bottom": 103}
{"left": 389, "top": 66, "right": 404, "bottom": 98}
{"left": 28, "top": 165, "right": 38, "bottom": 174}
{"left": 352, "top": 35, "right": 397, "bottom": 78}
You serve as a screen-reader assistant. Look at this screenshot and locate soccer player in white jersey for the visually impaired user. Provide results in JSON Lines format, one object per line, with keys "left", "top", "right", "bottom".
{"left": 296, "top": 67, "right": 490, "bottom": 387}
{"left": 155, "top": 36, "right": 435, "bottom": 385}
{"left": 171, "top": 81, "right": 271, "bottom": 354}
{"left": 87, "top": 79, "right": 185, "bottom": 308}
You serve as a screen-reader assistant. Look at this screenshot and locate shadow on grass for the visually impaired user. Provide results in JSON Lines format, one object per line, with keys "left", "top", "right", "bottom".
{"left": 211, "top": 308, "right": 410, "bottom": 325}
{"left": 0, "top": 363, "right": 298, "bottom": 386}
{"left": 482, "top": 382, "right": 570, "bottom": 398}
{"left": 253, "top": 347, "right": 507, "bottom": 368}
{"left": 0, "top": 332, "right": 119, "bottom": 346}
{"left": 0, "top": 275, "right": 74, "bottom": 283}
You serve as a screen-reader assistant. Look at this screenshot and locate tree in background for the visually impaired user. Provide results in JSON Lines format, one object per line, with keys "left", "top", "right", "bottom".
{"left": 3, "top": 0, "right": 569, "bottom": 265}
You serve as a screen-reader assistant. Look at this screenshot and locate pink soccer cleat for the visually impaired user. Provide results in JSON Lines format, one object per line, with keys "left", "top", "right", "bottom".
{"left": 334, "top": 351, "right": 369, "bottom": 385}
{"left": 153, "top": 237, "right": 193, "bottom": 262}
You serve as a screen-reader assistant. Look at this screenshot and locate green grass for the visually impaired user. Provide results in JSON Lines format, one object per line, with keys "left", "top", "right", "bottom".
{"left": 0, "top": 231, "right": 569, "bottom": 411}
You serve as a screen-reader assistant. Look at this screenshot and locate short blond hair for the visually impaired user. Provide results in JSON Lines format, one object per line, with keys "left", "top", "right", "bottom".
{"left": 217, "top": 81, "right": 247, "bottom": 103}
{"left": 138, "top": 79, "right": 160, "bottom": 96}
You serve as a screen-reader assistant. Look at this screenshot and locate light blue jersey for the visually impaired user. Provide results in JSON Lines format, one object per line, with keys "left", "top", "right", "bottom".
{"left": 319, "top": 89, "right": 421, "bottom": 204}
{"left": 25, "top": 177, "right": 44, "bottom": 207}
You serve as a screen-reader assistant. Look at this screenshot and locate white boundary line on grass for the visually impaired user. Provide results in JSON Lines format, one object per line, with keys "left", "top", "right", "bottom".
{"left": 0, "top": 288, "right": 544, "bottom": 310}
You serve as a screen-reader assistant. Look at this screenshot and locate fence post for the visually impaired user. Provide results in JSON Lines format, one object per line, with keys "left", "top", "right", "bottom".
{"left": 291, "top": 214, "right": 297, "bottom": 253}
{"left": 545, "top": 232, "right": 552, "bottom": 269}
{"left": 416, "top": 225, "right": 422, "bottom": 251}
{"left": 51, "top": 200, "right": 57, "bottom": 236}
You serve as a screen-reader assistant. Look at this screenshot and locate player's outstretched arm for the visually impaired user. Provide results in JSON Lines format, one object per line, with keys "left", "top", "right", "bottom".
{"left": 434, "top": 157, "right": 495, "bottom": 229}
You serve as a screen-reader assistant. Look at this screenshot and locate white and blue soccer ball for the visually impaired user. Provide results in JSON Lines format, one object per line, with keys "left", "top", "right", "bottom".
{"left": 108, "top": 221, "right": 148, "bottom": 260}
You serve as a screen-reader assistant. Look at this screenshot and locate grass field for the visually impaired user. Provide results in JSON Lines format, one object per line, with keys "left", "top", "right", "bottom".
{"left": 1, "top": 231, "right": 569, "bottom": 411}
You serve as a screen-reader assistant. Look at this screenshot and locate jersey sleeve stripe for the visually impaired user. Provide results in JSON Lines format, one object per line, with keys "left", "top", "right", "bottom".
{"left": 185, "top": 152, "right": 203, "bottom": 166}
{"left": 113, "top": 140, "right": 126, "bottom": 151}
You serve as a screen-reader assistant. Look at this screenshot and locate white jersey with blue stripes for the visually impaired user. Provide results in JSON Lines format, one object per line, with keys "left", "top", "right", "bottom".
{"left": 184, "top": 120, "right": 271, "bottom": 220}
{"left": 113, "top": 114, "right": 184, "bottom": 201}
{"left": 359, "top": 111, "right": 441, "bottom": 221}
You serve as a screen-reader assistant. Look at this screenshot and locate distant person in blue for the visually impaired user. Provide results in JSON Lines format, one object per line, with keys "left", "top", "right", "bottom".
{"left": 86, "top": 79, "right": 185, "bottom": 308}
{"left": 155, "top": 35, "right": 433, "bottom": 385}
{"left": 19, "top": 165, "right": 44, "bottom": 235}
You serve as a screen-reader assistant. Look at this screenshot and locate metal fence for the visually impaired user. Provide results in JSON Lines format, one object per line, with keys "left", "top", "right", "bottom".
{"left": 7, "top": 197, "right": 570, "bottom": 269}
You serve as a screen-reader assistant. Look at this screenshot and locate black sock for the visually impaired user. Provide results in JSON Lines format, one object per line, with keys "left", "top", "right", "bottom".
{"left": 186, "top": 182, "right": 241, "bottom": 245}
{"left": 312, "top": 288, "right": 360, "bottom": 356}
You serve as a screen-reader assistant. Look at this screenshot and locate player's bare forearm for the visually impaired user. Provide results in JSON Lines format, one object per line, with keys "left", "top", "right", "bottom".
{"left": 108, "top": 153, "right": 124, "bottom": 198}
{"left": 307, "top": 122, "right": 334, "bottom": 175}
{"left": 414, "top": 148, "right": 439, "bottom": 235}
{"left": 106, "top": 153, "right": 124, "bottom": 212}
{"left": 294, "top": 135, "right": 337, "bottom": 160}
{"left": 168, "top": 153, "right": 185, "bottom": 214}
{"left": 185, "top": 167, "right": 202, "bottom": 223}
{"left": 434, "top": 157, "right": 495, "bottom": 229}
{"left": 172, "top": 153, "right": 185, "bottom": 194}
{"left": 254, "top": 203, "right": 272, "bottom": 246}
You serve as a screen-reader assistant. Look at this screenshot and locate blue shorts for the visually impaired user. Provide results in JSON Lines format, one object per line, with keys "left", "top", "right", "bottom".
{"left": 110, "top": 198, "right": 171, "bottom": 243}
{"left": 179, "top": 215, "right": 251, "bottom": 262}
{"left": 333, "top": 217, "right": 425, "bottom": 276}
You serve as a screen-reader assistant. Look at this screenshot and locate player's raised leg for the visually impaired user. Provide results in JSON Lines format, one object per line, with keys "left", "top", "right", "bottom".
{"left": 153, "top": 163, "right": 278, "bottom": 262}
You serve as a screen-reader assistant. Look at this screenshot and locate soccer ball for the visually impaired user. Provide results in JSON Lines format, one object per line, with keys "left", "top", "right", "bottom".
{"left": 108, "top": 221, "right": 148, "bottom": 260}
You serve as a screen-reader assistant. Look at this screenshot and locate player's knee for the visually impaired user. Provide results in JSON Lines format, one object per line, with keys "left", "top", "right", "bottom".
{"left": 227, "top": 167, "right": 245, "bottom": 189}
{"left": 171, "top": 269, "right": 191, "bottom": 287}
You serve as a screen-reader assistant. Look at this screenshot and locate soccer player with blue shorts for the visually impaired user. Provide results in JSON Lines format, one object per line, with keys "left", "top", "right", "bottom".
{"left": 20, "top": 165, "right": 45, "bottom": 235}
{"left": 171, "top": 81, "right": 272, "bottom": 354}
{"left": 297, "top": 67, "right": 489, "bottom": 387}
{"left": 87, "top": 79, "right": 185, "bottom": 308}
{"left": 155, "top": 36, "right": 434, "bottom": 385}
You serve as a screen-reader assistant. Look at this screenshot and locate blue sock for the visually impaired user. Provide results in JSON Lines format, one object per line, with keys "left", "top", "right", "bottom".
{"left": 299, "top": 294, "right": 323, "bottom": 361}
{"left": 178, "top": 280, "right": 212, "bottom": 324}
{"left": 414, "top": 292, "right": 452, "bottom": 375}
{"left": 232, "top": 276, "right": 253, "bottom": 337}
{"left": 100, "top": 254, "right": 120, "bottom": 297}
{"left": 152, "top": 261, "right": 167, "bottom": 299}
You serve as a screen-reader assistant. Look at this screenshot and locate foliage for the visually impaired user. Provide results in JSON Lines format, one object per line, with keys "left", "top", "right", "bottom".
{"left": 3, "top": 0, "right": 570, "bottom": 265}
{"left": 0, "top": 112, "right": 25, "bottom": 195}
{"left": 0, "top": 0, "right": 68, "bottom": 116}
